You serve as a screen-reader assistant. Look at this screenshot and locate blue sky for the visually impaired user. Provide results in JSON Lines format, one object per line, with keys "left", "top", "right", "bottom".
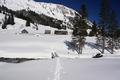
{"left": 35, "top": 0, "right": 120, "bottom": 24}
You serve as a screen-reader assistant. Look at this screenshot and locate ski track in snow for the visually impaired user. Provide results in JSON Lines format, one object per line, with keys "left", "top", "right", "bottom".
{"left": 53, "top": 58, "right": 63, "bottom": 80}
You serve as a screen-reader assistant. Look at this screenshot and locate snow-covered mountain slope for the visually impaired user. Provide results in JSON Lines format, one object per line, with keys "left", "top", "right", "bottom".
{"left": 0, "top": 0, "right": 93, "bottom": 28}
{"left": 0, "top": 0, "right": 77, "bottom": 21}
{"left": 0, "top": 12, "right": 73, "bottom": 58}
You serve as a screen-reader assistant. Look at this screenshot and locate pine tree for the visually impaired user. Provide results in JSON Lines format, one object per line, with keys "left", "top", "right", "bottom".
{"left": 34, "top": 23, "right": 38, "bottom": 30}
{"left": 2, "top": 22, "right": 7, "bottom": 29}
{"left": 6, "top": 13, "right": 15, "bottom": 25}
{"left": 107, "top": 10, "right": 119, "bottom": 54}
{"left": 2, "top": 14, "right": 7, "bottom": 29}
{"left": 11, "top": 13, "right": 15, "bottom": 25}
{"left": 26, "top": 18, "right": 30, "bottom": 27}
{"left": 89, "top": 21, "right": 97, "bottom": 36}
{"left": 79, "top": 4, "right": 88, "bottom": 19}
{"left": 7, "top": 15, "right": 11, "bottom": 24}
{"left": 97, "top": 0, "right": 110, "bottom": 54}
{"left": 0, "top": 6, "right": 1, "bottom": 13}
{"left": 72, "top": 17, "right": 86, "bottom": 54}
{"left": 109, "top": 10, "right": 118, "bottom": 36}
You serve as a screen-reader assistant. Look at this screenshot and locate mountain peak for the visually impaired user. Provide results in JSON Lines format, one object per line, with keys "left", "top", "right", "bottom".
{"left": 0, "top": 0, "right": 77, "bottom": 21}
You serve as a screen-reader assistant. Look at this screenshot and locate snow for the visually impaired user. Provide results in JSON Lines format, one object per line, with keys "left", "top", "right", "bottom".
{"left": 0, "top": 58, "right": 120, "bottom": 80}
{"left": 54, "top": 58, "right": 62, "bottom": 80}
{"left": 0, "top": 30, "right": 72, "bottom": 58}
{"left": 61, "top": 58, "right": 120, "bottom": 80}
{"left": 85, "top": 19, "right": 93, "bottom": 27}
{"left": 0, "top": 59, "right": 55, "bottom": 80}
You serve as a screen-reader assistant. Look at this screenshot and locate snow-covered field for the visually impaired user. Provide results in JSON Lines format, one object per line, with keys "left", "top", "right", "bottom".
{"left": 0, "top": 58, "right": 120, "bottom": 80}
{"left": 1, "top": 29, "right": 120, "bottom": 58}
{"left": 0, "top": 28, "right": 120, "bottom": 58}
{"left": 0, "top": 30, "right": 72, "bottom": 58}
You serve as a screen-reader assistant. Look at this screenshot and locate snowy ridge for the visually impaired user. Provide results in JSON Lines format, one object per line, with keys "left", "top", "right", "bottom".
{"left": 0, "top": 0, "right": 77, "bottom": 21}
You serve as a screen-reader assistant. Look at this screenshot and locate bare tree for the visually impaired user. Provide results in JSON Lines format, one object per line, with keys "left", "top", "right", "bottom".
{"left": 97, "top": 0, "right": 110, "bottom": 54}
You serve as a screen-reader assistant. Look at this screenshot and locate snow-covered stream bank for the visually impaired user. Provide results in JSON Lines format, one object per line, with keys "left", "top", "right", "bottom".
{"left": 0, "top": 58, "right": 120, "bottom": 80}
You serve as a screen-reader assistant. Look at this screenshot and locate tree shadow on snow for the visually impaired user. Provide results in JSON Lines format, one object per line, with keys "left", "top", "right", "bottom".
{"left": 64, "top": 41, "right": 76, "bottom": 52}
{"left": 65, "top": 40, "right": 112, "bottom": 54}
